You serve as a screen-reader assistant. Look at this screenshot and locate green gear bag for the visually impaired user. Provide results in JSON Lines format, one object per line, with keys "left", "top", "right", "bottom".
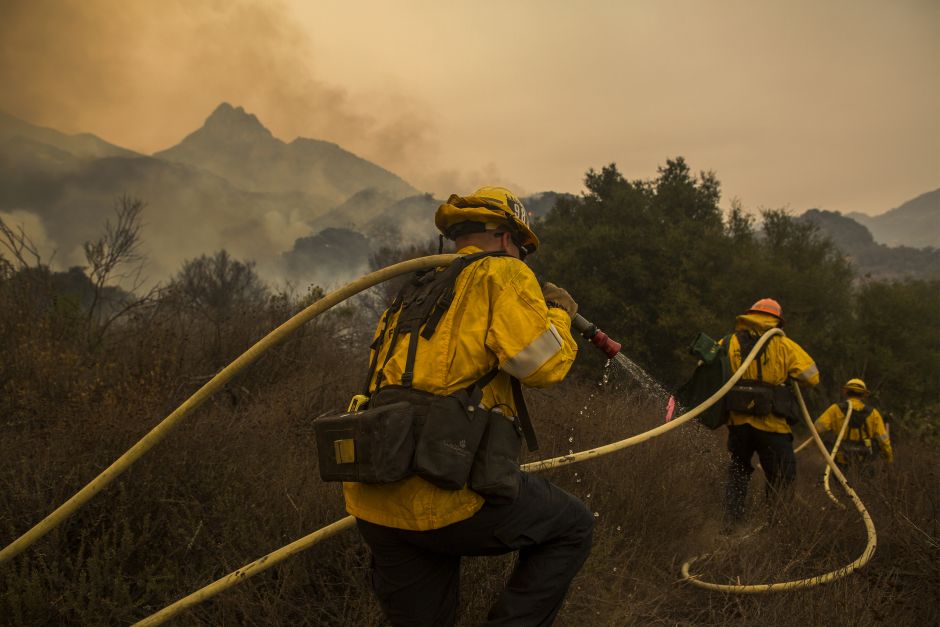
{"left": 674, "top": 332, "right": 732, "bottom": 430}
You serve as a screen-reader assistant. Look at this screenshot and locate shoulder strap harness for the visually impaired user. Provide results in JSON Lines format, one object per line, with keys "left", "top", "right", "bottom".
{"left": 841, "top": 401, "right": 874, "bottom": 438}
{"left": 364, "top": 251, "right": 538, "bottom": 451}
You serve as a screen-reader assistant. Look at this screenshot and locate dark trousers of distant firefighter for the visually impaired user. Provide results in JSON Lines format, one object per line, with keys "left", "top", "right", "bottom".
{"left": 356, "top": 472, "right": 594, "bottom": 627}
{"left": 725, "top": 424, "right": 796, "bottom": 527}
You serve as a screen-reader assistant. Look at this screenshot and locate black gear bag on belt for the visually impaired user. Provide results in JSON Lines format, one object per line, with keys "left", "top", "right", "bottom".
{"left": 314, "top": 252, "right": 537, "bottom": 503}
{"left": 723, "top": 330, "right": 801, "bottom": 424}
{"left": 675, "top": 329, "right": 800, "bottom": 429}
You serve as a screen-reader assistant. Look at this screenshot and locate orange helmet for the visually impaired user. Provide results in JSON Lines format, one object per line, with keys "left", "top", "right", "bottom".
{"left": 746, "top": 298, "right": 784, "bottom": 322}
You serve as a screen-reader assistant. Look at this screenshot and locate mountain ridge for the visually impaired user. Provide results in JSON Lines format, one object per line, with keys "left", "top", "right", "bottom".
{"left": 799, "top": 208, "right": 940, "bottom": 280}
{"left": 0, "top": 104, "right": 424, "bottom": 286}
{"left": 2, "top": 104, "right": 937, "bottom": 289}
{"left": 847, "top": 188, "right": 939, "bottom": 249}
{"left": 0, "top": 109, "right": 139, "bottom": 160}
{"left": 154, "top": 102, "right": 417, "bottom": 205}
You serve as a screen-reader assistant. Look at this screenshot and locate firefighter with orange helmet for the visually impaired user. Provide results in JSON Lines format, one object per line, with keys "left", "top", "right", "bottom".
{"left": 814, "top": 378, "right": 894, "bottom": 468}
{"left": 722, "top": 298, "right": 820, "bottom": 531}
{"left": 347, "top": 186, "right": 591, "bottom": 626}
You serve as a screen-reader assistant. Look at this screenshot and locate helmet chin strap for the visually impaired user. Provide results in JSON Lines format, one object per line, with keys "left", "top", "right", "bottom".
{"left": 493, "top": 231, "right": 525, "bottom": 260}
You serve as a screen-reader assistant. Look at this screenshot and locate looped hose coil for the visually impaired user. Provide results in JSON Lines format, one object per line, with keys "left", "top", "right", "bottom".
{"left": 679, "top": 382, "right": 877, "bottom": 592}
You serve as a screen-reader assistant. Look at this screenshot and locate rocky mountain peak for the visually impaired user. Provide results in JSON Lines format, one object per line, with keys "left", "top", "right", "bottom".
{"left": 199, "top": 102, "right": 273, "bottom": 142}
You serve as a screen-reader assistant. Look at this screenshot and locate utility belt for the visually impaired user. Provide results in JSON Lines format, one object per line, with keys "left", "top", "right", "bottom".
{"left": 725, "top": 379, "right": 801, "bottom": 425}
{"left": 839, "top": 434, "right": 874, "bottom": 462}
{"left": 314, "top": 376, "right": 532, "bottom": 504}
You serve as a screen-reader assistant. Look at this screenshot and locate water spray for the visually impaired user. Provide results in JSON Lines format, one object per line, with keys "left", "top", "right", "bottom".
{"left": 571, "top": 313, "right": 622, "bottom": 358}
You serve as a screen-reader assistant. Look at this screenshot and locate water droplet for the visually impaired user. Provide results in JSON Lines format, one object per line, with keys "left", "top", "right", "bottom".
{"left": 616, "top": 525, "right": 622, "bottom": 531}
{"left": 568, "top": 436, "right": 574, "bottom": 443}
{"left": 593, "top": 511, "right": 599, "bottom": 518}
{"left": 586, "top": 493, "right": 591, "bottom": 499}
{"left": 613, "top": 567, "right": 618, "bottom": 572}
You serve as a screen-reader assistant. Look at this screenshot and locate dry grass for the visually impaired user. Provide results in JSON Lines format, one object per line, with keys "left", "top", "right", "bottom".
{"left": 1, "top": 294, "right": 938, "bottom": 626}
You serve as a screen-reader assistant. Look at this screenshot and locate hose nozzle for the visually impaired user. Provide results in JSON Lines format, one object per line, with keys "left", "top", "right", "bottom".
{"left": 571, "top": 313, "right": 622, "bottom": 358}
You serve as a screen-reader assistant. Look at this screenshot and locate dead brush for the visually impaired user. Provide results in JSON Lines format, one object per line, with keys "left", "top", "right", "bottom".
{"left": 1, "top": 301, "right": 938, "bottom": 624}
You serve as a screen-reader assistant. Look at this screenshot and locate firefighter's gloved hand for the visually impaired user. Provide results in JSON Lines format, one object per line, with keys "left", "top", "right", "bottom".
{"left": 542, "top": 282, "right": 578, "bottom": 318}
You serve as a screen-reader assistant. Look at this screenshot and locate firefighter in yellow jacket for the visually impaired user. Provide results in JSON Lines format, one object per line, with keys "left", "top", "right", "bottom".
{"left": 722, "top": 298, "right": 820, "bottom": 529}
{"left": 815, "top": 378, "right": 893, "bottom": 468}
{"left": 345, "top": 187, "right": 591, "bottom": 626}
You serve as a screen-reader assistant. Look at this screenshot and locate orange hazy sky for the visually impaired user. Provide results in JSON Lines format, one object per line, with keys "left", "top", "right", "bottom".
{"left": 1, "top": 0, "right": 937, "bottom": 216}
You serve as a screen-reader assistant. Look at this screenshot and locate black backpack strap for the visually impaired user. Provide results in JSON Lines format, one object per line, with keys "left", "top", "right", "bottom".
{"left": 847, "top": 402, "right": 873, "bottom": 436}
{"left": 511, "top": 376, "right": 539, "bottom": 452}
{"left": 373, "top": 251, "right": 508, "bottom": 392}
{"left": 373, "top": 313, "right": 405, "bottom": 391}
{"left": 461, "top": 367, "right": 537, "bottom": 452}
{"left": 400, "top": 323, "right": 421, "bottom": 388}
{"left": 362, "top": 302, "right": 399, "bottom": 394}
{"left": 421, "top": 252, "right": 493, "bottom": 340}
{"left": 735, "top": 330, "right": 767, "bottom": 381}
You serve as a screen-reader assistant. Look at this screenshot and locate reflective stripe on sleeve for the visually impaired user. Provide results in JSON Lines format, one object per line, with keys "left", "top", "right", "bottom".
{"left": 875, "top": 433, "right": 889, "bottom": 442}
{"left": 501, "top": 324, "right": 564, "bottom": 379}
{"left": 795, "top": 364, "right": 819, "bottom": 382}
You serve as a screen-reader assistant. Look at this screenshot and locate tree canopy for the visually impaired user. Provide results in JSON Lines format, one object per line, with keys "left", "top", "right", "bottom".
{"left": 530, "top": 158, "right": 938, "bottom": 428}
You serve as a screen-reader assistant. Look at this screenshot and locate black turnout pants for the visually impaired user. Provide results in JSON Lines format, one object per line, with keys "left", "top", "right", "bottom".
{"left": 356, "top": 472, "right": 594, "bottom": 627}
{"left": 725, "top": 423, "right": 796, "bottom": 524}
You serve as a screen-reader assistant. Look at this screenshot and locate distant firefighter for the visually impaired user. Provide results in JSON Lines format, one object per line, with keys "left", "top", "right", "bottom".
{"left": 721, "top": 298, "right": 819, "bottom": 531}
{"left": 814, "top": 378, "right": 894, "bottom": 469}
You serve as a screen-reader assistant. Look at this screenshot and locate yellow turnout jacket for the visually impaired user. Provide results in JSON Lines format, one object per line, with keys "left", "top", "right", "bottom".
{"left": 725, "top": 312, "right": 819, "bottom": 434}
{"left": 343, "top": 246, "right": 578, "bottom": 530}
{"left": 815, "top": 398, "right": 894, "bottom": 463}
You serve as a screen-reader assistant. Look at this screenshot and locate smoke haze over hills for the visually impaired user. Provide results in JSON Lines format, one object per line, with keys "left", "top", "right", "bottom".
{"left": 1, "top": 0, "right": 936, "bottom": 216}
{"left": 2, "top": 103, "right": 937, "bottom": 292}
{"left": 0, "top": 105, "right": 428, "bottom": 289}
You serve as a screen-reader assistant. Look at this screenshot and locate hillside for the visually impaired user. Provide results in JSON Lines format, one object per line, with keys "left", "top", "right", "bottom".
{"left": 0, "top": 106, "right": 421, "bottom": 285}
{"left": 155, "top": 103, "right": 417, "bottom": 205}
{"left": 848, "top": 188, "right": 940, "bottom": 249}
{"left": 800, "top": 209, "right": 940, "bottom": 280}
{"left": 0, "top": 110, "right": 138, "bottom": 160}
{"left": 0, "top": 140, "right": 321, "bottom": 280}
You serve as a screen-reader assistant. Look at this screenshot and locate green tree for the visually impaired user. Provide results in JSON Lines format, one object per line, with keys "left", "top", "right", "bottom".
{"left": 532, "top": 158, "right": 732, "bottom": 385}
{"left": 531, "top": 158, "right": 857, "bottom": 397}
{"left": 849, "top": 279, "right": 940, "bottom": 420}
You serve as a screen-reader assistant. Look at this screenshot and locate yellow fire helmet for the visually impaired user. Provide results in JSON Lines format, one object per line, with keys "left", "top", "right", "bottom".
{"left": 435, "top": 186, "right": 539, "bottom": 254}
{"left": 843, "top": 378, "right": 869, "bottom": 396}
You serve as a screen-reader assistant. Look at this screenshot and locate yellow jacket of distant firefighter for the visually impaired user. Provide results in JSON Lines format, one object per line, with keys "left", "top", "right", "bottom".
{"left": 815, "top": 398, "right": 894, "bottom": 463}
{"left": 724, "top": 312, "right": 820, "bottom": 434}
{"left": 343, "top": 246, "right": 578, "bottom": 531}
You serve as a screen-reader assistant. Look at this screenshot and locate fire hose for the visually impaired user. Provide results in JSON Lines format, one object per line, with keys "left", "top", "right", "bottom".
{"left": 0, "top": 255, "right": 876, "bottom": 623}
{"left": 679, "top": 382, "right": 876, "bottom": 592}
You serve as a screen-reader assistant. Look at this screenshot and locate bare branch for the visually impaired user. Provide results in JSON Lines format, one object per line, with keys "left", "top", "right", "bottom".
{"left": 84, "top": 194, "right": 146, "bottom": 289}
{"left": 84, "top": 195, "right": 148, "bottom": 325}
{"left": 0, "top": 217, "right": 44, "bottom": 270}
